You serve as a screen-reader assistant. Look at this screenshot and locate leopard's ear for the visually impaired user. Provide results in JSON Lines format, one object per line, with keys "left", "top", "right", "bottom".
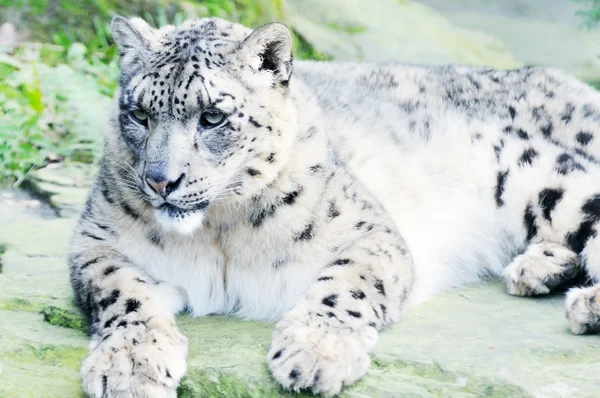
{"left": 111, "top": 16, "right": 154, "bottom": 74}
{"left": 238, "top": 23, "right": 293, "bottom": 86}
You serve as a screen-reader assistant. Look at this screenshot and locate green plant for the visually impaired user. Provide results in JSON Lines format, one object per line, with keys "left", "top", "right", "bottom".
{"left": 0, "top": 44, "right": 113, "bottom": 185}
{"left": 575, "top": 0, "right": 600, "bottom": 28}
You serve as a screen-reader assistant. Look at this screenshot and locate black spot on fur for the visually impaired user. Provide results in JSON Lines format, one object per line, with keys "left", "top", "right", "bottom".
{"left": 327, "top": 201, "right": 341, "bottom": 219}
{"left": 282, "top": 190, "right": 300, "bottom": 205}
{"left": 355, "top": 221, "right": 366, "bottom": 229}
{"left": 313, "top": 369, "right": 322, "bottom": 384}
{"left": 266, "top": 153, "right": 276, "bottom": 163}
{"left": 147, "top": 230, "right": 163, "bottom": 248}
{"left": 248, "top": 116, "right": 262, "bottom": 128}
{"left": 495, "top": 170, "right": 509, "bottom": 206}
{"left": 567, "top": 220, "right": 596, "bottom": 254}
{"left": 502, "top": 126, "right": 528, "bottom": 140}
{"left": 538, "top": 188, "right": 564, "bottom": 222}
{"left": 374, "top": 279, "right": 386, "bottom": 296}
{"left": 104, "top": 315, "right": 118, "bottom": 329}
{"left": 516, "top": 128, "right": 529, "bottom": 140}
{"left": 322, "top": 294, "right": 338, "bottom": 307}
{"left": 331, "top": 258, "right": 352, "bottom": 266}
{"left": 346, "top": 310, "right": 362, "bottom": 318}
{"left": 543, "top": 250, "right": 554, "bottom": 257}
{"left": 117, "top": 320, "right": 127, "bottom": 328}
{"left": 246, "top": 168, "right": 261, "bottom": 176}
{"left": 518, "top": 148, "right": 539, "bottom": 166}
{"left": 289, "top": 368, "right": 301, "bottom": 380}
{"left": 372, "top": 306, "right": 380, "bottom": 319}
{"left": 249, "top": 203, "right": 276, "bottom": 227}
{"left": 556, "top": 153, "right": 585, "bottom": 175}
{"left": 310, "top": 164, "right": 323, "bottom": 173}
{"left": 351, "top": 290, "right": 366, "bottom": 300}
{"left": 494, "top": 145, "right": 503, "bottom": 161}
{"left": 103, "top": 266, "right": 118, "bottom": 276}
{"left": 582, "top": 194, "right": 600, "bottom": 218}
{"left": 508, "top": 106, "right": 517, "bottom": 121}
{"left": 94, "top": 222, "right": 112, "bottom": 231}
{"left": 272, "top": 349, "right": 283, "bottom": 360}
{"left": 295, "top": 223, "right": 314, "bottom": 241}
{"left": 561, "top": 103, "right": 575, "bottom": 124}
{"left": 81, "top": 231, "right": 104, "bottom": 241}
{"left": 318, "top": 276, "right": 333, "bottom": 281}
{"left": 541, "top": 123, "right": 553, "bottom": 137}
{"left": 125, "top": 298, "right": 141, "bottom": 314}
{"left": 523, "top": 203, "right": 537, "bottom": 241}
{"left": 120, "top": 201, "right": 141, "bottom": 220}
{"left": 99, "top": 289, "right": 120, "bottom": 310}
{"left": 80, "top": 257, "right": 102, "bottom": 269}
{"left": 576, "top": 131, "right": 593, "bottom": 146}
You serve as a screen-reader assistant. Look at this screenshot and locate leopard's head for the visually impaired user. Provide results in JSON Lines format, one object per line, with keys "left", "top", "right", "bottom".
{"left": 106, "top": 16, "right": 296, "bottom": 234}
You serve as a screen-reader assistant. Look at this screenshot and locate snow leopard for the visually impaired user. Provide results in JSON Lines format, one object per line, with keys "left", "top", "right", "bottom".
{"left": 69, "top": 16, "right": 600, "bottom": 397}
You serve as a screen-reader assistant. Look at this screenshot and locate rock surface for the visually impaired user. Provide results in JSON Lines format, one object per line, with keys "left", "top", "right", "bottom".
{"left": 1, "top": 175, "right": 600, "bottom": 398}
{"left": 419, "top": 0, "right": 600, "bottom": 82}
{"left": 286, "top": 0, "right": 520, "bottom": 68}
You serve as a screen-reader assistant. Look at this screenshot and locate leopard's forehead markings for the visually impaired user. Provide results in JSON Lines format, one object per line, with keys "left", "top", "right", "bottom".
{"left": 152, "top": 23, "right": 239, "bottom": 68}
{"left": 122, "top": 19, "right": 250, "bottom": 120}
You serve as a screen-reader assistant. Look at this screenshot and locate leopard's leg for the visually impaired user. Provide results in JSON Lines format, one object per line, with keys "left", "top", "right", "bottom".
{"left": 267, "top": 229, "right": 414, "bottom": 396}
{"left": 497, "top": 142, "right": 600, "bottom": 333}
{"left": 70, "top": 217, "right": 188, "bottom": 397}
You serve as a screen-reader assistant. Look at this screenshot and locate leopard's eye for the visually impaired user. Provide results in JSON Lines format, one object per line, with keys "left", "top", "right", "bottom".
{"left": 129, "top": 110, "right": 149, "bottom": 127}
{"left": 200, "top": 110, "right": 226, "bottom": 128}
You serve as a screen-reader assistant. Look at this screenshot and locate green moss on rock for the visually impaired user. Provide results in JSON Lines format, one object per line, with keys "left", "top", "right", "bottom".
{"left": 370, "top": 356, "right": 530, "bottom": 397}
{"left": 0, "top": 298, "right": 46, "bottom": 313}
{"left": 6, "top": 344, "right": 87, "bottom": 370}
{"left": 177, "top": 369, "right": 301, "bottom": 398}
{"left": 41, "top": 306, "right": 89, "bottom": 334}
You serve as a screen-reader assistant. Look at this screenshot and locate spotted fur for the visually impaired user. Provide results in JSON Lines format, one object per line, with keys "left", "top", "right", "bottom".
{"left": 70, "top": 16, "right": 600, "bottom": 397}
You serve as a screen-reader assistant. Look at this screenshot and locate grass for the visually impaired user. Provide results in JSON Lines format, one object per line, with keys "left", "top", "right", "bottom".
{"left": 0, "top": 0, "right": 330, "bottom": 186}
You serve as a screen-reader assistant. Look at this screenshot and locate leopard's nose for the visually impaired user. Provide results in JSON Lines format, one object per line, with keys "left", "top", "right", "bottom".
{"left": 145, "top": 173, "right": 185, "bottom": 198}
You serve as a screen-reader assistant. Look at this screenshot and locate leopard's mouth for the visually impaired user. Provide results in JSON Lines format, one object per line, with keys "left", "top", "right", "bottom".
{"left": 158, "top": 201, "right": 210, "bottom": 218}
{"left": 153, "top": 201, "right": 209, "bottom": 234}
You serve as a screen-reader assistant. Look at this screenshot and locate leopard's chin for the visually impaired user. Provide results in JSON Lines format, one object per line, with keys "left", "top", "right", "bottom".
{"left": 154, "top": 204, "right": 207, "bottom": 235}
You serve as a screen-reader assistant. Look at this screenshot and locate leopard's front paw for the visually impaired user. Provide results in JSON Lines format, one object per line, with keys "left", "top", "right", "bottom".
{"left": 267, "top": 319, "right": 370, "bottom": 397}
{"left": 81, "top": 316, "right": 188, "bottom": 398}
{"left": 504, "top": 242, "right": 581, "bottom": 296}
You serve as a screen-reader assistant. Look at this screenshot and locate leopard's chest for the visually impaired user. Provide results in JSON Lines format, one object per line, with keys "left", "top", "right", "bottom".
{"left": 114, "top": 222, "right": 325, "bottom": 321}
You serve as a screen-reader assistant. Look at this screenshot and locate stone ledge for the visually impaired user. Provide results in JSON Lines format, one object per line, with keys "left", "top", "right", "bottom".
{"left": 1, "top": 190, "right": 599, "bottom": 397}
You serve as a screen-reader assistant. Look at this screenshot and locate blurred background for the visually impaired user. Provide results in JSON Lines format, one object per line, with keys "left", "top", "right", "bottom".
{"left": 0, "top": 0, "right": 599, "bottom": 188}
